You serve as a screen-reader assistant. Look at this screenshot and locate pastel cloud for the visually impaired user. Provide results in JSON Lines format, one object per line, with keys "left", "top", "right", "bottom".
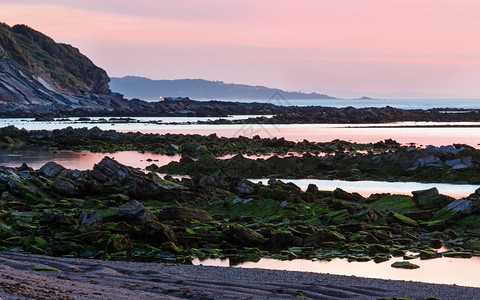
{"left": 2, "top": 0, "right": 480, "bottom": 97}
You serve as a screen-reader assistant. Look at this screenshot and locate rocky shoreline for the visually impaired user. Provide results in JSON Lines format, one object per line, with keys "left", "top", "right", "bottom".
{"left": 1, "top": 152, "right": 480, "bottom": 265}
{"left": 5, "top": 97, "right": 480, "bottom": 123}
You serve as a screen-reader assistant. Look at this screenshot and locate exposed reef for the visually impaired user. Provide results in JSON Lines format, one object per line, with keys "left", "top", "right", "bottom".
{"left": 2, "top": 126, "right": 480, "bottom": 184}
{"left": 2, "top": 153, "right": 480, "bottom": 264}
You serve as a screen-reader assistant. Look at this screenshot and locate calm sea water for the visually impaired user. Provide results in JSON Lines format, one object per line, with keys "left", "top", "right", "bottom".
{"left": 194, "top": 98, "right": 480, "bottom": 109}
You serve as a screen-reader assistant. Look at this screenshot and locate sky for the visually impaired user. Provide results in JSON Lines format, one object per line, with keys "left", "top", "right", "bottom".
{"left": 2, "top": 0, "right": 480, "bottom": 98}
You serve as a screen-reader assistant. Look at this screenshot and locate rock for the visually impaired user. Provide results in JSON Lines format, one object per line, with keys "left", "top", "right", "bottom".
{"left": 38, "top": 162, "right": 65, "bottom": 177}
{"left": 430, "top": 239, "right": 443, "bottom": 249}
{"left": 110, "top": 221, "right": 134, "bottom": 234}
{"left": 237, "top": 180, "right": 259, "bottom": 195}
{"left": 91, "top": 157, "right": 130, "bottom": 184}
{"left": 333, "top": 188, "right": 365, "bottom": 202}
{"left": 75, "top": 211, "right": 102, "bottom": 233}
{"left": 471, "top": 200, "right": 480, "bottom": 214}
{"left": 271, "top": 231, "right": 303, "bottom": 251}
{"left": 336, "top": 222, "right": 367, "bottom": 233}
{"left": 442, "top": 251, "right": 472, "bottom": 258}
{"left": 17, "top": 163, "right": 33, "bottom": 172}
{"left": 141, "top": 220, "right": 178, "bottom": 246}
{"left": 391, "top": 213, "right": 417, "bottom": 227}
{"left": 412, "top": 188, "right": 454, "bottom": 210}
{"left": 51, "top": 177, "right": 79, "bottom": 197}
{"left": 414, "top": 154, "right": 443, "bottom": 168}
{"left": 373, "top": 255, "right": 391, "bottom": 263}
{"left": 118, "top": 200, "right": 157, "bottom": 226}
{"left": 160, "top": 241, "right": 181, "bottom": 253}
{"left": 419, "top": 249, "right": 440, "bottom": 259}
{"left": 438, "top": 145, "right": 460, "bottom": 154}
{"left": 462, "top": 156, "right": 473, "bottom": 168}
{"left": 368, "top": 244, "right": 390, "bottom": 255}
{"left": 306, "top": 184, "right": 319, "bottom": 194}
{"left": 303, "top": 229, "right": 346, "bottom": 247}
{"left": 452, "top": 164, "right": 468, "bottom": 170}
{"left": 226, "top": 224, "right": 265, "bottom": 247}
{"left": 445, "top": 159, "right": 462, "bottom": 167}
{"left": 391, "top": 261, "right": 420, "bottom": 269}
{"left": 156, "top": 207, "right": 213, "bottom": 222}
{"left": 432, "top": 199, "right": 472, "bottom": 222}
{"left": 412, "top": 187, "right": 439, "bottom": 198}
{"left": 268, "top": 178, "right": 278, "bottom": 186}
{"left": 40, "top": 211, "right": 74, "bottom": 226}
{"left": 107, "top": 234, "right": 132, "bottom": 257}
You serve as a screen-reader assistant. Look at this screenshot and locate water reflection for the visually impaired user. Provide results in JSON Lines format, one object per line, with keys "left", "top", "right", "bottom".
{"left": 193, "top": 256, "right": 480, "bottom": 288}
{"left": 251, "top": 179, "right": 479, "bottom": 199}
{"left": 0, "top": 146, "right": 181, "bottom": 170}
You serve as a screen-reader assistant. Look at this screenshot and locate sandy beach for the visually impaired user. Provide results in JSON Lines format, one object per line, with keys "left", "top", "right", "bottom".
{"left": 0, "top": 252, "right": 479, "bottom": 299}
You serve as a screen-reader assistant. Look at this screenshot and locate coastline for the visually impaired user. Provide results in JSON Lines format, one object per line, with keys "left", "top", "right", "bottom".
{"left": 1, "top": 251, "right": 479, "bottom": 299}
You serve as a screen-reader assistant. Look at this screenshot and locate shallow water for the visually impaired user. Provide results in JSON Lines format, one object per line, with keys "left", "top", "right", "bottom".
{"left": 192, "top": 256, "right": 480, "bottom": 288}
{"left": 251, "top": 179, "right": 479, "bottom": 199}
{"left": 0, "top": 146, "right": 181, "bottom": 170}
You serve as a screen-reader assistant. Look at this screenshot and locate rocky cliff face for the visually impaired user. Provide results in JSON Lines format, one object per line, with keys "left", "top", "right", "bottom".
{"left": 0, "top": 23, "right": 110, "bottom": 95}
{"left": 0, "top": 22, "right": 121, "bottom": 116}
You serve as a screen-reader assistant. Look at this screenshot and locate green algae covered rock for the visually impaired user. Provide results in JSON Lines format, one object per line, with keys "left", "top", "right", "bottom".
{"left": 391, "top": 261, "right": 420, "bottom": 269}
{"left": 303, "top": 229, "right": 346, "bottom": 247}
{"left": 225, "top": 224, "right": 265, "bottom": 247}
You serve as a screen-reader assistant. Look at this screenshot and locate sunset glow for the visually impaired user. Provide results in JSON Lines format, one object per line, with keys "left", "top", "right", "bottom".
{"left": 2, "top": 0, "right": 480, "bottom": 97}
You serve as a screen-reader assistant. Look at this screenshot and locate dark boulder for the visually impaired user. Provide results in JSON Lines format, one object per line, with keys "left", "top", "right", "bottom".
{"left": 333, "top": 188, "right": 365, "bottom": 202}
{"left": 237, "top": 180, "right": 259, "bottom": 195}
{"left": 51, "top": 177, "right": 79, "bottom": 197}
{"left": 75, "top": 211, "right": 102, "bottom": 233}
{"left": 225, "top": 224, "right": 265, "bottom": 247}
{"left": 91, "top": 157, "right": 130, "bottom": 184}
{"left": 38, "top": 162, "right": 65, "bottom": 177}
{"left": 118, "top": 200, "right": 157, "bottom": 226}
{"left": 412, "top": 187, "right": 439, "bottom": 199}
{"left": 106, "top": 234, "right": 132, "bottom": 257}
{"left": 141, "top": 220, "right": 178, "bottom": 246}
{"left": 40, "top": 211, "right": 74, "bottom": 226}
{"left": 271, "top": 230, "right": 303, "bottom": 251}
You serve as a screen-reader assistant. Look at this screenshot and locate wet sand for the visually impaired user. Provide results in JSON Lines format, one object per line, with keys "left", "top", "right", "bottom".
{"left": 0, "top": 252, "right": 479, "bottom": 299}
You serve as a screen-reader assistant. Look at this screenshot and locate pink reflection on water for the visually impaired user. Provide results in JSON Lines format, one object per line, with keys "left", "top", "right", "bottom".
{"left": 2, "top": 150, "right": 181, "bottom": 171}
{"left": 193, "top": 256, "right": 480, "bottom": 288}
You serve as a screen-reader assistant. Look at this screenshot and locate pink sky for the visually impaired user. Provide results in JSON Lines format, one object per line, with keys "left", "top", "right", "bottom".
{"left": 2, "top": 0, "right": 480, "bottom": 98}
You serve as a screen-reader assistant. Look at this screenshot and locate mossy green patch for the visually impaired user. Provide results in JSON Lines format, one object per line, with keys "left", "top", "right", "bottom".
{"left": 32, "top": 267, "right": 59, "bottom": 272}
{"left": 367, "top": 195, "right": 416, "bottom": 214}
{"left": 392, "top": 213, "right": 417, "bottom": 226}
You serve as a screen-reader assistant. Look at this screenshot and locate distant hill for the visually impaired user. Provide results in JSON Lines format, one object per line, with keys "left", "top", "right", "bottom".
{"left": 110, "top": 76, "right": 336, "bottom": 100}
